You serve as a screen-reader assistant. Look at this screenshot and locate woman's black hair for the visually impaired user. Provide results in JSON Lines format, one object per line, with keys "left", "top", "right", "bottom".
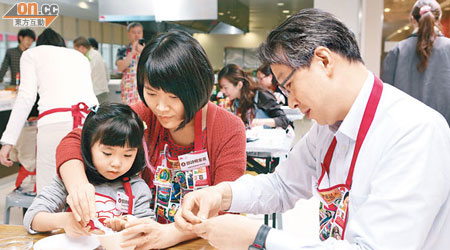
{"left": 257, "top": 63, "right": 278, "bottom": 87}
{"left": 36, "top": 28, "right": 66, "bottom": 47}
{"left": 81, "top": 103, "right": 145, "bottom": 184}
{"left": 137, "top": 30, "right": 214, "bottom": 130}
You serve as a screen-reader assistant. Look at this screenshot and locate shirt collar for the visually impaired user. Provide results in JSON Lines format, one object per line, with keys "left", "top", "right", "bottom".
{"left": 334, "top": 71, "right": 374, "bottom": 142}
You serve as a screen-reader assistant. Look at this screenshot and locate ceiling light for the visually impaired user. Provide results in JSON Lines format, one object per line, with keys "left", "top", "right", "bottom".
{"left": 282, "top": 10, "right": 290, "bottom": 14}
{"left": 78, "top": 2, "right": 88, "bottom": 9}
{"left": 384, "top": 8, "right": 391, "bottom": 13}
{"left": 218, "top": 12, "right": 224, "bottom": 16}
{"left": 277, "top": 2, "right": 285, "bottom": 6}
{"left": 230, "top": 16, "right": 236, "bottom": 19}
{"left": 227, "top": 11, "right": 231, "bottom": 14}
{"left": 403, "top": 25, "right": 410, "bottom": 30}
{"left": 286, "top": 15, "right": 291, "bottom": 18}
{"left": 397, "top": 29, "right": 402, "bottom": 33}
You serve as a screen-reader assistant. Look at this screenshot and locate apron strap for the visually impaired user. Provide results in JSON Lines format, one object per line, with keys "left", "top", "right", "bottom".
{"left": 38, "top": 102, "right": 90, "bottom": 129}
{"left": 345, "top": 76, "right": 383, "bottom": 187}
{"left": 322, "top": 137, "right": 337, "bottom": 175}
{"left": 194, "top": 109, "right": 203, "bottom": 152}
{"left": 122, "top": 177, "right": 134, "bottom": 215}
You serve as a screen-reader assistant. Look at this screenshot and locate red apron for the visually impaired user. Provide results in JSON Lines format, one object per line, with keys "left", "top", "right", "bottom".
{"left": 38, "top": 102, "right": 91, "bottom": 129}
{"left": 317, "top": 76, "right": 383, "bottom": 240}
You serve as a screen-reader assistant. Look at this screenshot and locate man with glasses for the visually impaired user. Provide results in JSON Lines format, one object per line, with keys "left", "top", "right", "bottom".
{"left": 175, "top": 8, "right": 450, "bottom": 250}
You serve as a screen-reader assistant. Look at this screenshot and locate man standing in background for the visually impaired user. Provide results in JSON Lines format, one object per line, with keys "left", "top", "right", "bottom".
{"left": 0, "top": 28, "right": 35, "bottom": 85}
{"left": 116, "top": 22, "right": 144, "bottom": 105}
{"left": 74, "top": 36, "right": 109, "bottom": 104}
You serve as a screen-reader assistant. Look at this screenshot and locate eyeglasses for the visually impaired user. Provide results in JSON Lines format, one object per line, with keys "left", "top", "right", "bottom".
{"left": 277, "top": 67, "right": 297, "bottom": 96}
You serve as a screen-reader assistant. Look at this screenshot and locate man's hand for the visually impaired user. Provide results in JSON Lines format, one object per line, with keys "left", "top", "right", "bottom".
{"left": 193, "top": 214, "right": 262, "bottom": 250}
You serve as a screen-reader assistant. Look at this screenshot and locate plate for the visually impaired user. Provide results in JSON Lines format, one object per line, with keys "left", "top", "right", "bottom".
{"left": 33, "top": 234, "right": 100, "bottom": 250}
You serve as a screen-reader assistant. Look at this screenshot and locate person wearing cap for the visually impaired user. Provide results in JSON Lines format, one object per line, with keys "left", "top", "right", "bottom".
{"left": 175, "top": 8, "right": 450, "bottom": 250}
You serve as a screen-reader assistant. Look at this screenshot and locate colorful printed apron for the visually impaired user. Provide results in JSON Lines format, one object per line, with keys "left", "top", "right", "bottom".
{"left": 120, "top": 47, "right": 140, "bottom": 105}
{"left": 148, "top": 110, "right": 210, "bottom": 224}
{"left": 316, "top": 76, "right": 383, "bottom": 241}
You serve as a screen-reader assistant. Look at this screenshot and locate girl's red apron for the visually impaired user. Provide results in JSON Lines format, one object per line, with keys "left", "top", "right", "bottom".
{"left": 143, "top": 110, "right": 210, "bottom": 224}
{"left": 120, "top": 46, "right": 140, "bottom": 105}
{"left": 316, "top": 76, "right": 383, "bottom": 241}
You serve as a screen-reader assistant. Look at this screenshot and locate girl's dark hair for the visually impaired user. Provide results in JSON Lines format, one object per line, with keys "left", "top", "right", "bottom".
{"left": 411, "top": 0, "right": 441, "bottom": 72}
{"left": 258, "top": 8, "right": 362, "bottom": 70}
{"left": 218, "top": 64, "right": 258, "bottom": 124}
{"left": 257, "top": 63, "right": 278, "bottom": 87}
{"left": 36, "top": 28, "right": 66, "bottom": 47}
{"left": 81, "top": 103, "right": 145, "bottom": 184}
{"left": 137, "top": 30, "right": 214, "bottom": 130}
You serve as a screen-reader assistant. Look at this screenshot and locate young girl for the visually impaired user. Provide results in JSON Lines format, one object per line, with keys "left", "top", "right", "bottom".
{"left": 219, "top": 63, "right": 290, "bottom": 129}
{"left": 23, "top": 103, "right": 154, "bottom": 237}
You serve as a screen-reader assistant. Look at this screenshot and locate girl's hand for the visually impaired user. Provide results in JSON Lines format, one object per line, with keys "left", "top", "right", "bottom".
{"left": 66, "top": 182, "right": 96, "bottom": 225}
{"left": 121, "top": 218, "right": 180, "bottom": 250}
{"left": 61, "top": 212, "right": 91, "bottom": 238}
{"left": 104, "top": 216, "right": 130, "bottom": 232}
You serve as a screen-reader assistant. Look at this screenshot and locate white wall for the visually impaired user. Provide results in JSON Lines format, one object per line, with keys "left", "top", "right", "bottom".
{"left": 314, "top": 0, "right": 383, "bottom": 75}
{"left": 193, "top": 31, "right": 268, "bottom": 71}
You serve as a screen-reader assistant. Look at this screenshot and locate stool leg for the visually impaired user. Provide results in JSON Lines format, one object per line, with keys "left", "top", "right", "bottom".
{"left": 264, "top": 214, "right": 269, "bottom": 226}
{"left": 4, "top": 206, "right": 11, "bottom": 224}
{"left": 276, "top": 213, "right": 283, "bottom": 230}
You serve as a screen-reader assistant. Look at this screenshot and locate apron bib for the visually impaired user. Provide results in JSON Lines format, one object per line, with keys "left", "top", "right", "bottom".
{"left": 316, "top": 76, "right": 383, "bottom": 241}
{"left": 150, "top": 110, "right": 210, "bottom": 224}
{"left": 120, "top": 47, "right": 140, "bottom": 105}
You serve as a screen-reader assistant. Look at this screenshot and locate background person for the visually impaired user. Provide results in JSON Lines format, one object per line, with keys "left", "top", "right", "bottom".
{"left": 218, "top": 64, "right": 289, "bottom": 129}
{"left": 116, "top": 22, "right": 144, "bottom": 105}
{"left": 382, "top": 0, "right": 450, "bottom": 125}
{"left": 256, "top": 63, "right": 288, "bottom": 106}
{"left": 176, "top": 8, "right": 450, "bottom": 250}
{"left": 55, "top": 30, "right": 246, "bottom": 249}
{"left": 0, "top": 28, "right": 98, "bottom": 193}
{"left": 0, "top": 28, "right": 35, "bottom": 85}
{"left": 74, "top": 36, "right": 109, "bottom": 104}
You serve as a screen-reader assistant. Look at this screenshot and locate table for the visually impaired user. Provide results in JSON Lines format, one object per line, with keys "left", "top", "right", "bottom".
{"left": 246, "top": 128, "right": 295, "bottom": 228}
{"left": 0, "top": 224, "right": 217, "bottom": 250}
{"left": 281, "top": 106, "right": 304, "bottom": 122}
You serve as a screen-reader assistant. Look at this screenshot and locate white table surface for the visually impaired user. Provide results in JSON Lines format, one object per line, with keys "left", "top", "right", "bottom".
{"left": 246, "top": 127, "right": 295, "bottom": 158}
{"left": 281, "top": 106, "right": 304, "bottom": 121}
{"left": 0, "top": 90, "right": 16, "bottom": 112}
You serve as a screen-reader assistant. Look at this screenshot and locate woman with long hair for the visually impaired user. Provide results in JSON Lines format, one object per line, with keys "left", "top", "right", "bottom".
{"left": 382, "top": 0, "right": 450, "bottom": 125}
{"left": 257, "top": 63, "right": 288, "bottom": 106}
{"left": 218, "top": 64, "right": 289, "bottom": 129}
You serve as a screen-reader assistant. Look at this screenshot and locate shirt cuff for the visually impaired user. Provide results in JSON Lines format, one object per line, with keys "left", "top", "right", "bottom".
{"left": 228, "top": 174, "right": 255, "bottom": 212}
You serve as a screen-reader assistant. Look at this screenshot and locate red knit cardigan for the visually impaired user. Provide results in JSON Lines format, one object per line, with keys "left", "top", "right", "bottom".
{"left": 56, "top": 101, "right": 247, "bottom": 185}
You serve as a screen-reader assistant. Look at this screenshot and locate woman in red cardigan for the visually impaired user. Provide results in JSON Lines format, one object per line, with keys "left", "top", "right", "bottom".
{"left": 55, "top": 30, "right": 246, "bottom": 249}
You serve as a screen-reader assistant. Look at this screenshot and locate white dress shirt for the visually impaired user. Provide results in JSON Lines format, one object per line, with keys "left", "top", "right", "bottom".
{"left": 87, "top": 48, "right": 109, "bottom": 96}
{"left": 229, "top": 72, "right": 450, "bottom": 249}
{"left": 1, "top": 45, "right": 98, "bottom": 145}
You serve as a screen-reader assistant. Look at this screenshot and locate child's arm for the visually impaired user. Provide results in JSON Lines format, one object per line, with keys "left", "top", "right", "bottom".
{"left": 31, "top": 212, "right": 90, "bottom": 237}
{"left": 23, "top": 177, "right": 90, "bottom": 237}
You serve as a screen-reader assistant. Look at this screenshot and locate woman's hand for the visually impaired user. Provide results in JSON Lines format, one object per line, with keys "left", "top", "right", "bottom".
{"left": 0, "top": 144, "right": 14, "bottom": 167}
{"left": 60, "top": 159, "right": 96, "bottom": 224}
{"left": 66, "top": 182, "right": 96, "bottom": 224}
{"left": 120, "top": 218, "right": 186, "bottom": 250}
{"left": 193, "top": 214, "right": 261, "bottom": 250}
{"left": 60, "top": 212, "right": 91, "bottom": 238}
